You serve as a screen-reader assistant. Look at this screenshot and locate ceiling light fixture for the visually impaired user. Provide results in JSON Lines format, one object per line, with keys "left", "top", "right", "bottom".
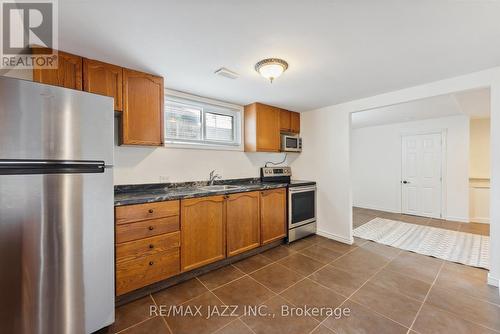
{"left": 255, "top": 58, "right": 288, "bottom": 83}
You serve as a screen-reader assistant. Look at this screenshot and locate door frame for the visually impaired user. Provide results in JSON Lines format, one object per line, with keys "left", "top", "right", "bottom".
{"left": 399, "top": 129, "right": 447, "bottom": 219}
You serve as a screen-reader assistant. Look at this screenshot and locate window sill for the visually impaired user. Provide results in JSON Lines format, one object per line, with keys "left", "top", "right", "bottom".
{"left": 163, "top": 141, "right": 244, "bottom": 152}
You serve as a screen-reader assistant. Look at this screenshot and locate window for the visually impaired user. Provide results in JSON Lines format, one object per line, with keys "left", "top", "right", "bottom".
{"left": 165, "top": 94, "right": 242, "bottom": 148}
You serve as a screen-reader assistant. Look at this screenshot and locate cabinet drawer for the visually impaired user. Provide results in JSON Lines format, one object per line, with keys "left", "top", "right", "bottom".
{"left": 116, "top": 232, "right": 180, "bottom": 264}
{"left": 115, "top": 200, "right": 179, "bottom": 225}
{"left": 116, "top": 216, "right": 179, "bottom": 243}
{"left": 116, "top": 249, "right": 180, "bottom": 296}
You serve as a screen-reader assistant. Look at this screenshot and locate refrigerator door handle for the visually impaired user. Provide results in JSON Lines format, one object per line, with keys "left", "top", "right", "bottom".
{"left": 0, "top": 160, "right": 105, "bottom": 175}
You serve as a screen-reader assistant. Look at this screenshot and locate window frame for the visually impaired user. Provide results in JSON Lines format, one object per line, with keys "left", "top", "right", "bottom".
{"left": 164, "top": 89, "right": 243, "bottom": 151}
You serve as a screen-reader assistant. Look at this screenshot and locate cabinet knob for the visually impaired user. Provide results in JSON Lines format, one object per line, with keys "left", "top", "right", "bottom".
{"left": 148, "top": 209, "right": 154, "bottom": 213}
{"left": 149, "top": 244, "right": 154, "bottom": 249}
{"left": 149, "top": 261, "right": 154, "bottom": 266}
{"left": 148, "top": 226, "right": 154, "bottom": 231}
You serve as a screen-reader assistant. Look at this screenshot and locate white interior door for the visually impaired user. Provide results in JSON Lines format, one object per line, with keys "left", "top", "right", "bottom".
{"left": 402, "top": 133, "right": 443, "bottom": 218}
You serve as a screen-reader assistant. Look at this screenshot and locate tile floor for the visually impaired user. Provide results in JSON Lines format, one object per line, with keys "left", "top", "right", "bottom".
{"left": 103, "top": 209, "right": 496, "bottom": 334}
{"left": 352, "top": 207, "right": 490, "bottom": 236}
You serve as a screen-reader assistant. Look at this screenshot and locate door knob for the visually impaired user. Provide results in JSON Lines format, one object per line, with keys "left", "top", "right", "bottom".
{"left": 402, "top": 180, "right": 410, "bottom": 184}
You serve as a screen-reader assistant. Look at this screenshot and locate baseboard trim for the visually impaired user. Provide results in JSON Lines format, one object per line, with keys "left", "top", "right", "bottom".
{"left": 488, "top": 273, "right": 499, "bottom": 287}
{"left": 317, "top": 229, "right": 353, "bottom": 245}
{"left": 445, "top": 216, "right": 469, "bottom": 223}
{"left": 470, "top": 217, "right": 490, "bottom": 224}
{"left": 354, "top": 204, "right": 400, "bottom": 214}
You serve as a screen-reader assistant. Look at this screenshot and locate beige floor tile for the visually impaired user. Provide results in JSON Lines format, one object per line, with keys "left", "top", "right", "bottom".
{"left": 350, "top": 282, "right": 422, "bottom": 327}
{"left": 358, "top": 241, "right": 401, "bottom": 260}
{"left": 119, "top": 316, "right": 170, "bottom": 334}
{"left": 385, "top": 251, "right": 443, "bottom": 283}
{"left": 197, "top": 265, "right": 245, "bottom": 290}
{"left": 426, "top": 285, "right": 500, "bottom": 331}
{"left": 241, "top": 295, "right": 320, "bottom": 334}
{"left": 260, "top": 245, "right": 296, "bottom": 262}
{"left": 233, "top": 254, "right": 273, "bottom": 274}
{"left": 322, "top": 300, "right": 408, "bottom": 334}
{"left": 317, "top": 238, "right": 358, "bottom": 254}
{"left": 284, "top": 237, "right": 317, "bottom": 251}
{"left": 250, "top": 263, "right": 304, "bottom": 293}
{"left": 330, "top": 248, "right": 389, "bottom": 277}
{"left": 412, "top": 303, "right": 497, "bottom": 334}
{"left": 212, "top": 276, "right": 275, "bottom": 313}
{"left": 279, "top": 278, "right": 346, "bottom": 320}
{"left": 435, "top": 262, "right": 500, "bottom": 305}
{"left": 152, "top": 279, "right": 208, "bottom": 307}
{"left": 426, "top": 218, "right": 462, "bottom": 231}
{"left": 214, "top": 319, "right": 253, "bottom": 334}
{"left": 163, "top": 291, "right": 234, "bottom": 334}
{"left": 110, "top": 296, "right": 156, "bottom": 333}
{"left": 299, "top": 244, "right": 344, "bottom": 264}
{"left": 370, "top": 268, "right": 432, "bottom": 301}
{"left": 278, "top": 253, "right": 326, "bottom": 275}
{"left": 309, "top": 266, "right": 370, "bottom": 297}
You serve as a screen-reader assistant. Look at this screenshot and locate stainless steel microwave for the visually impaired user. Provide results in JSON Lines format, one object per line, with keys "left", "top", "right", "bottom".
{"left": 281, "top": 134, "right": 302, "bottom": 152}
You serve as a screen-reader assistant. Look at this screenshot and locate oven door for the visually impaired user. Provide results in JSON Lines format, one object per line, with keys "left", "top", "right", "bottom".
{"left": 288, "top": 185, "right": 316, "bottom": 229}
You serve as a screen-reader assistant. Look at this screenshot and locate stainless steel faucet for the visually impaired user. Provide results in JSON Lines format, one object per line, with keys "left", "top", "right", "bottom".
{"left": 209, "top": 170, "right": 222, "bottom": 185}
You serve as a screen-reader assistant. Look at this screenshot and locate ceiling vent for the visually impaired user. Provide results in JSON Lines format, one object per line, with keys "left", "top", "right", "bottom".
{"left": 214, "top": 67, "right": 239, "bottom": 79}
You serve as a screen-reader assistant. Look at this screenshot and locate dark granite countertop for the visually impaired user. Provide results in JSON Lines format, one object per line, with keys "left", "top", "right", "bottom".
{"left": 114, "top": 178, "right": 288, "bottom": 206}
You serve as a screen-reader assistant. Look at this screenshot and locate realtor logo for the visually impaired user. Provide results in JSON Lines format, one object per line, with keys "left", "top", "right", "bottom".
{"left": 1, "top": 0, "right": 58, "bottom": 69}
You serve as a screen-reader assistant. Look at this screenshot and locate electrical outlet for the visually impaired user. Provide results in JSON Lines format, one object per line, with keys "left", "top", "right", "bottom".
{"left": 159, "top": 175, "right": 170, "bottom": 183}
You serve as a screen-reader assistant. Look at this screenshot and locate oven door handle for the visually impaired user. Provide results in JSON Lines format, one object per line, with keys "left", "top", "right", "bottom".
{"left": 289, "top": 186, "right": 316, "bottom": 193}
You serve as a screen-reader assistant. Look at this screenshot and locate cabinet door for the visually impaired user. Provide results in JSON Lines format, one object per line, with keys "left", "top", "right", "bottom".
{"left": 181, "top": 196, "right": 225, "bottom": 272}
{"left": 260, "top": 188, "right": 287, "bottom": 244}
{"left": 290, "top": 111, "right": 301, "bottom": 133}
{"left": 280, "top": 109, "right": 291, "bottom": 132}
{"left": 122, "top": 68, "right": 164, "bottom": 146}
{"left": 83, "top": 58, "right": 123, "bottom": 111}
{"left": 257, "top": 104, "right": 280, "bottom": 152}
{"left": 226, "top": 192, "right": 260, "bottom": 257}
{"left": 33, "top": 49, "right": 82, "bottom": 90}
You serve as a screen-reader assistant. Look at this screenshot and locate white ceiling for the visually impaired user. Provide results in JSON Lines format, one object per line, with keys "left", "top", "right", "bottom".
{"left": 59, "top": 1, "right": 500, "bottom": 111}
{"left": 351, "top": 88, "right": 490, "bottom": 129}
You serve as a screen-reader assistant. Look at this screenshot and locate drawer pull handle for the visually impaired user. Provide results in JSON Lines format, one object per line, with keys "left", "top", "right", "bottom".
{"left": 149, "top": 261, "right": 154, "bottom": 266}
{"left": 149, "top": 244, "right": 154, "bottom": 249}
{"left": 148, "top": 226, "right": 154, "bottom": 231}
{"left": 148, "top": 209, "right": 154, "bottom": 213}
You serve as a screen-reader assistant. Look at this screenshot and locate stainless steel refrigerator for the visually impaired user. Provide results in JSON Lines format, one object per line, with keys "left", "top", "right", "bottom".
{"left": 0, "top": 76, "right": 115, "bottom": 334}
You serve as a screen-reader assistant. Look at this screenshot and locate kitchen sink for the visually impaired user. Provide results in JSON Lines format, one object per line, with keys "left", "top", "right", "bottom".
{"left": 198, "top": 185, "right": 242, "bottom": 192}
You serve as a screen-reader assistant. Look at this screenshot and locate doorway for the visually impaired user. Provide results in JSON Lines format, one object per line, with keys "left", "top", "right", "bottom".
{"left": 401, "top": 132, "right": 443, "bottom": 219}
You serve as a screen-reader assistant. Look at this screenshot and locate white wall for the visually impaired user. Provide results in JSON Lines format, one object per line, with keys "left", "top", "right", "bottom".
{"left": 470, "top": 118, "right": 491, "bottom": 179}
{"left": 293, "top": 66, "right": 500, "bottom": 287}
{"left": 292, "top": 107, "right": 353, "bottom": 244}
{"left": 351, "top": 115, "right": 470, "bottom": 222}
{"left": 113, "top": 120, "right": 297, "bottom": 184}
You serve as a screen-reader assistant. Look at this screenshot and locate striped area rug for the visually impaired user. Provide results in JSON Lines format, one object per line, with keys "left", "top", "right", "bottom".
{"left": 354, "top": 218, "right": 489, "bottom": 269}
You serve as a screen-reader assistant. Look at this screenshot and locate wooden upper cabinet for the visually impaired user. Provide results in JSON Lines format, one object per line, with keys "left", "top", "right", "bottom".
{"left": 260, "top": 188, "right": 287, "bottom": 245}
{"left": 290, "top": 111, "right": 300, "bottom": 133}
{"left": 244, "top": 103, "right": 280, "bottom": 152}
{"left": 180, "top": 196, "right": 226, "bottom": 272}
{"left": 226, "top": 192, "right": 260, "bottom": 257}
{"left": 121, "top": 68, "right": 164, "bottom": 146}
{"left": 33, "top": 49, "right": 82, "bottom": 90}
{"left": 83, "top": 58, "right": 123, "bottom": 111}
{"left": 280, "top": 109, "right": 292, "bottom": 132}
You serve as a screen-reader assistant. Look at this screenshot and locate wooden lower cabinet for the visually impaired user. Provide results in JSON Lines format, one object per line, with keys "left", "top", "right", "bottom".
{"left": 226, "top": 191, "right": 260, "bottom": 257}
{"left": 116, "top": 248, "right": 180, "bottom": 296}
{"left": 260, "top": 188, "right": 287, "bottom": 244}
{"left": 115, "top": 200, "right": 180, "bottom": 296}
{"left": 181, "top": 196, "right": 226, "bottom": 272}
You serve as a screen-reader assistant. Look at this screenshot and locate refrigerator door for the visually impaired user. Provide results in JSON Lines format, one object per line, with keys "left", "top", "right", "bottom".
{"left": 0, "top": 76, "right": 114, "bottom": 165}
{"left": 0, "top": 168, "right": 115, "bottom": 334}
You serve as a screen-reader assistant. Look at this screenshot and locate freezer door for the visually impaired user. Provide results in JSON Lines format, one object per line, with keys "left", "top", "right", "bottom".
{"left": 0, "top": 169, "right": 115, "bottom": 334}
{"left": 0, "top": 76, "right": 114, "bottom": 165}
